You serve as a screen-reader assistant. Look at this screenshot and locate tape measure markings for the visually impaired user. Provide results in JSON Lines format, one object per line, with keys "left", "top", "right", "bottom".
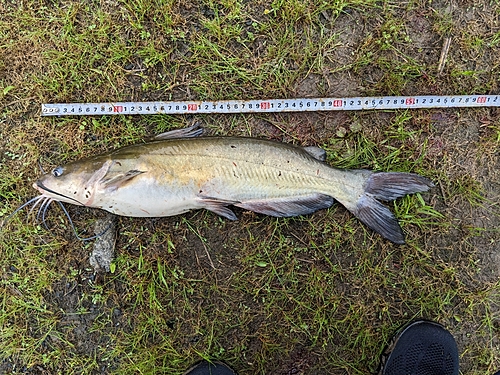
{"left": 41, "top": 95, "right": 500, "bottom": 116}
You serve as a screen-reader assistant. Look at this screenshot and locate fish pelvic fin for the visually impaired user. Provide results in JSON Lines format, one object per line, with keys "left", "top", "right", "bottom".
{"left": 197, "top": 196, "right": 240, "bottom": 220}
{"left": 352, "top": 172, "right": 434, "bottom": 244}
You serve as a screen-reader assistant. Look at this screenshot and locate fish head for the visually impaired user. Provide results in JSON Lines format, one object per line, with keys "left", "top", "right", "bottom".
{"left": 33, "top": 159, "right": 113, "bottom": 207}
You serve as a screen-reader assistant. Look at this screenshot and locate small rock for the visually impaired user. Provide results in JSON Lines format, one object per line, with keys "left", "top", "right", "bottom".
{"left": 89, "top": 214, "right": 117, "bottom": 272}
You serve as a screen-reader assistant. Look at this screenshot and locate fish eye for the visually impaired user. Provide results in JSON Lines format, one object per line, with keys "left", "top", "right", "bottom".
{"left": 52, "top": 166, "right": 64, "bottom": 177}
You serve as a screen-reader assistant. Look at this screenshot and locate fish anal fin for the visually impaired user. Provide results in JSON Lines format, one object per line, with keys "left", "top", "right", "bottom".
{"left": 103, "top": 170, "right": 145, "bottom": 191}
{"left": 236, "top": 193, "right": 334, "bottom": 217}
{"left": 154, "top": 124, "right": 204, "bottom": 140}
{"left": 354, "top": 195, "right": 405, "bottom": 244}
{"left": 303, "top": 146, "right": 326, "bottom": 161}
{"left": 197, "top": 197, "right": 240, "bottom": 220}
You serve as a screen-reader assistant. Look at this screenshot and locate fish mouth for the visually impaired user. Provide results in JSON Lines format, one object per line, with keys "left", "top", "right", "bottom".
{"left": 34, "top": 181, "right": 84, "bottom": 205}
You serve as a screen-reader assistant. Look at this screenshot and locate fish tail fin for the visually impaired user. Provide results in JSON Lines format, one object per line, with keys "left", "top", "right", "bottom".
{"left": 352, "top": 172, "right": 434, "bottom": 244}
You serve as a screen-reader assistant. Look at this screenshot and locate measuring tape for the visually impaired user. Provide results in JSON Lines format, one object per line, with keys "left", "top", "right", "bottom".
{"left": 41, "top": 95, "right": 500, "bottom": 116}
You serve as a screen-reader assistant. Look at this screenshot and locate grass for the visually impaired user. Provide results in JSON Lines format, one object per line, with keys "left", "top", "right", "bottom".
{"left": 1, "top": 0, "right": 500, "bottom": 374}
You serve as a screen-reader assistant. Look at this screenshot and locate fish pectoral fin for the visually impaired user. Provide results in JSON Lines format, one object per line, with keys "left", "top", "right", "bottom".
{"left": 236, "top": 193, "right": 334, "bottom": 217}
{"left": 102, "top": 170, "right": 145, "bottom": 191}
{"left": 197, "top": 196, "right": 240, "bottom": 221}
{"left": 154, "top": 124, "right": 204, "bottom": 140}
{"left": 85, "top": 160, "right": 114, "bottom": 188}
{"left": 302, "top": 146, "right": 327, "bottom": 161}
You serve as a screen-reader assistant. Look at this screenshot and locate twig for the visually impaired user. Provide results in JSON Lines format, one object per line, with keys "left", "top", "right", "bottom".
{"left": 437, "top": 36, "right": 452, "bottom": 75}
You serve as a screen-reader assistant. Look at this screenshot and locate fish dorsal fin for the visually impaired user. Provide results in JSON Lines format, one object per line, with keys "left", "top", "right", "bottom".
{"left": 303, "top": 146, "right": 326, "bottom": 161}
{"left": 154, "top": 124, "right": 204, "bottom": 140}
{"left": 102, "top": 170, "right": 145, "bottom": 191}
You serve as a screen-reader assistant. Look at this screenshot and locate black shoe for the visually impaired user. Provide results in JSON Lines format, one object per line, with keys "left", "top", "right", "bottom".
{"left": 183, "top": 360, "right": 237, "bottom": 375}
{"left": 379, "top": 320, "right": 459, "bottom": 375}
